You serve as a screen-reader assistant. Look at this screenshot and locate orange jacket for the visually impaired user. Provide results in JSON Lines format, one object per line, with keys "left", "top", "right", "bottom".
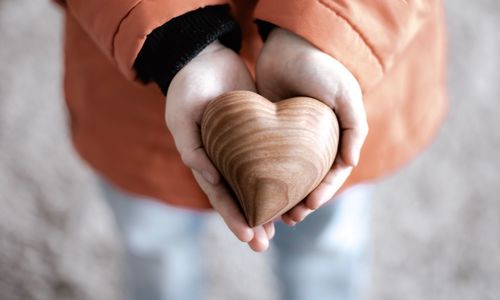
{"left": 60, "top": 0, "right": 447, "bottom": 209}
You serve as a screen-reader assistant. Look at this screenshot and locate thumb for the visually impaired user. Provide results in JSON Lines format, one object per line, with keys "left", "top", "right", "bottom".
{"left": 192, "top": 171, "right": 254, "bottom": 243}
{"left": 169, "top": 118, "right": 220, "bottom": 185}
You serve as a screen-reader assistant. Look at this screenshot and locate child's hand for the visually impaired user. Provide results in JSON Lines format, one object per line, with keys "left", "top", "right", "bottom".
{"left": 166, "top": 41, "right": 275, "bottom": 252}
{"left": 256, "top": 28, "right": 369, "bottom": 226}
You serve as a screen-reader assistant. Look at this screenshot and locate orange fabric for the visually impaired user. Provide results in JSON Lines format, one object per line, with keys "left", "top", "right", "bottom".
{"left": 64, "top": 0, "right": 230, "bottom": 79}
{"left": 61, "top": 0, "right": 448, "bottom": 209}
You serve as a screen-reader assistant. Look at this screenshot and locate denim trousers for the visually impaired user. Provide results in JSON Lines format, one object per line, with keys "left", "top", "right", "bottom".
{"left": 99, "top": 179, "right": 371, "bottom": 300}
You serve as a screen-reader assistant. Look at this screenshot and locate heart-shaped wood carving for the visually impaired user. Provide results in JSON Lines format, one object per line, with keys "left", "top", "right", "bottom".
{"left": 201, "top": 91, "right": 339, "bottom": 227}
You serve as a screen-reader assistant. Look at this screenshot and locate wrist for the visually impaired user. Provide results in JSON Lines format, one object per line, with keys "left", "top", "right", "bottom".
{"left": 134, "top": 5, "right": 241, "bottom": 95}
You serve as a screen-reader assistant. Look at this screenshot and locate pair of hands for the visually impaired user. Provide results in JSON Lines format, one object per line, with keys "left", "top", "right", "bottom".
{"left": 166, "top": 28, "right": 368, "bottom": 252}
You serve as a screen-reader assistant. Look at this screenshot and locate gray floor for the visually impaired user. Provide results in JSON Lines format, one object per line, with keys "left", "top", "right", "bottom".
{"left": 0, "top": 1, "right": 499, "bottom": 299}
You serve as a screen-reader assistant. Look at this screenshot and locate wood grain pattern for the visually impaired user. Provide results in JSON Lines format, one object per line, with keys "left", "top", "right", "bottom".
{"left": 201, "top": 91, "right": 339, "bottom": 227}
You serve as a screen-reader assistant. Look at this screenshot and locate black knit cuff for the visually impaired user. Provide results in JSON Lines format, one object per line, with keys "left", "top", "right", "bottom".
{"left": 134, "top": 5, "right": 241, "bottom": 95}
{"left": 255, "top": 20, "right": 277, "bottom": 41}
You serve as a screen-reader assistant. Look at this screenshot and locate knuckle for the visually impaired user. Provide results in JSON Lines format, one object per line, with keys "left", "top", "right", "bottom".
{"left": 180, "top": 151, "right": 196, "bottom": 168}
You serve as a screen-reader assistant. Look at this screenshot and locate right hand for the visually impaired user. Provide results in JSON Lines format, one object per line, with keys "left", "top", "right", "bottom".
{"left": 166, "top": 41, "right": 275, "bottom": 252}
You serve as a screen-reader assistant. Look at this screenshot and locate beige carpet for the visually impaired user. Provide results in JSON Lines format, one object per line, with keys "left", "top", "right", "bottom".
{"left": 1, "top": 1, "right": 499, "bottom": 299}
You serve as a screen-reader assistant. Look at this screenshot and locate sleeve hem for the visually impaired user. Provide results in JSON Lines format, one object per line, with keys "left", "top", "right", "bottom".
{"left": 254, "top": 0, "right": 384, "bottom": 92}
{"left": 134, "top": 5, "right": 241, "bottom": 95}
{"left": 111, "top": 0, "right": 230, "bottom": 81}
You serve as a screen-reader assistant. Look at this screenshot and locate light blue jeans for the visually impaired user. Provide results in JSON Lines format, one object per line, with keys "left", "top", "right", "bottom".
{"left": 99, "top": 180, "right": 371, "bottom": 300}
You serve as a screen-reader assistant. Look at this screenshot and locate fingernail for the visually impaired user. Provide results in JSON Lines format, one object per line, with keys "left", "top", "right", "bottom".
{"left": 347, "top": 153, "right": 359, "bottom": 167}
{"left": 353, "top": 155, "right": 359, "bottom": 166}
{"left": 202, "top": 171, "right": 216, "bottom": 184}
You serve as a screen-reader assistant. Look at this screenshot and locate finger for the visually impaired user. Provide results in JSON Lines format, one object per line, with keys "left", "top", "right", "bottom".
{"left": 281, "top": 214, "right": 297, "bottom": 227}
{"left": 285, "top": 202, "right": 313, "bottom": 223}
{"left": 334, "top": 91, "right": 368, "bottom": 167}
{"left": 339, "top": 126, "right": 368, "bottom": 167}
{"left": 263, "top": 221, "right": 275, "bottom": 240}
{"left": 248, "top": 226, "right": 270, "bottom": 252}
{"left": 192, "top": 171, "right": 253, "bottom": 242}
{"left": 170, "top": 121, "right": 220, "bottom": 185}
{"left": 305, "top": 157, "right": 353, "bottom": 210}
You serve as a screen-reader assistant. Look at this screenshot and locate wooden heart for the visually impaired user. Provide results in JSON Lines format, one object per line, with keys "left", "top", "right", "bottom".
{"left": 201, "top": 91, "right": 339, "bottom": 227}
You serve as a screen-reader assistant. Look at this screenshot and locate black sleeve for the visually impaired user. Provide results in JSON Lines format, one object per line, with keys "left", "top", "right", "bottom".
{"left": 134, "top": 5, "right": 241, "bottom": 95}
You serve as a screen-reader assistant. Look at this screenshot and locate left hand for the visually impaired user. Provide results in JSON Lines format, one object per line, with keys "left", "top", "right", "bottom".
{"left": 255, "top": 28, "right": 369, "bottom": 226}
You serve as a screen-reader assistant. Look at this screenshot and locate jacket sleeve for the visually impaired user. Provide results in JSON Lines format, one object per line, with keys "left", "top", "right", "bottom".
{"left": 63, "top": 0, "right": 230, "bottom": 80}
{"left": 254, "top": 0, "right": 438, "bottom": 91}
{"left": 134, "top": 5, "right": 241, "bottom": 94}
